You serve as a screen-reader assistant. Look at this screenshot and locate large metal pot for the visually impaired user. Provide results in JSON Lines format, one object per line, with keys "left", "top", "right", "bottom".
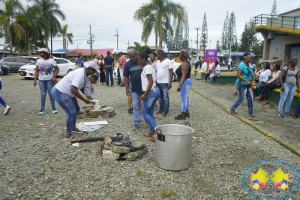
{"left": 155, "top": 123, "right": 194, "bottom": 171}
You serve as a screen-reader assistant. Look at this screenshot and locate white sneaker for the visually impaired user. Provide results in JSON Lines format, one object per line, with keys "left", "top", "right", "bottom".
{"left": 4, "top": 105, "right": 11, "bottom": 115}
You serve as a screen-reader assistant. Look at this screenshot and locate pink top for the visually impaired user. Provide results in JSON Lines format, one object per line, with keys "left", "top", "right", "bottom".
{"left": 206, "top": 57, "right": 215, "bottom": 63}
{"left": 268, "top": 70, "right": 281, "bottom": 84}
{"left": 119, "top": 56, "right": 126, "bottom": 70}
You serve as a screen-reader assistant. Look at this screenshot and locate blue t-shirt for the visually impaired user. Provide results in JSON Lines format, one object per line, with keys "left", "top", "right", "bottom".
{"left": 77, "top": 59, "right": 84, "bottom": 68}
{"left": 124, "top": 60, "right": 143, "bottom": 95}
{"left": 235, "top": 62, "right": 253, "bottom": 85}
{"left": 104, "top": 55, "right": 114, "bottom": 66}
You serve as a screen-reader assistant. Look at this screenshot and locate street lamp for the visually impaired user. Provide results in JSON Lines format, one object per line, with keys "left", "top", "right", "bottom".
{"left": 167, "top": 1, "right": 172, "bottom": 59}
{"left": 77, "top": 43, "right": 81, "bottom": 49}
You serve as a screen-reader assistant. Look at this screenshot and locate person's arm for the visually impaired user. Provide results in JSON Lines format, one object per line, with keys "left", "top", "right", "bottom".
{"left": 296, "top": 72, "right": 299, "bottom": 93}
{"left": 177, "top": 62, "right": 189, "bottom": 92}
{"left": 124, "top": 64, "right": 131, "bottom": 96}
{"left": 52, "top": 65, "right": 59, "bottom": 83}
{"left": 236, "top": 68, "right": 251, "bottom": 86}
{"left": 71, "top": 85, "right": 91, "bottom": 104}
{"left": 279, "top": 69, "right": 286, "bottom": 91}
{"left": 141, "top": 74, "right": 153, "bottom": 100}
{"left": 33, "top": 65, "right": 39, "bottom": 86}
{"left": 168, "top": 68, "right": 173, "bottom": 89}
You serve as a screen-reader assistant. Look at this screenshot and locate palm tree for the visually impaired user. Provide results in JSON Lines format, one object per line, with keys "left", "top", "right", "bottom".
{"left": 17, "top": 6, "right": 49, "bottom": 55}
{"left": 57, "top": 24, "right": 73, "bottom": 54}
{"left": 134, "top": 0, "right": 188, "bottom": 51}
{"left": 0, "top": 0, "right": 26, "bottom": 55}
{"left": 30, "top": 0, "right": 66, "bottom": 54}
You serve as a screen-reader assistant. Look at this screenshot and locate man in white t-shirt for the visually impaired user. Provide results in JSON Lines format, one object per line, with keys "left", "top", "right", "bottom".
{"left": 228, "top": 57, "right": 232, "bottom": 70}
{"left": 156, "top": 50, "right": 173, "bottom": 117}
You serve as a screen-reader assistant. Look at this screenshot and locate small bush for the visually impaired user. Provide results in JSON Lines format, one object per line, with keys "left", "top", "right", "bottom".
{"left": 159, "top": 188, "right": 174, "bottom": 198}
{"left": 137, "top": 169, "right": 143, "bottom": 176}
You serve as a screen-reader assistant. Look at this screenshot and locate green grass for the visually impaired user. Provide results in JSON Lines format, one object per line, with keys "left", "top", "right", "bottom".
{"left": 137, "top": 169, "right": 143, "bottom": 176}
{"left": 159, "top": 188, "right": 174, "bottom": 198}
{"left": 111, "top": 196, "right": 124, "bottom": 200}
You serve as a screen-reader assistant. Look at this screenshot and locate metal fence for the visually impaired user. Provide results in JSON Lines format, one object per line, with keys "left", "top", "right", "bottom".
{"left": 254, "top": 14, "right": 300, "bottom": 30}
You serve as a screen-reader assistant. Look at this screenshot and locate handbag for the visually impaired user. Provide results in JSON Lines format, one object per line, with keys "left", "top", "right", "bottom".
{"left": 251, "top": 80, "right": 256, "bottom": 89}
{"left": 269, "top": 77, "right": 280, "bottom": 87}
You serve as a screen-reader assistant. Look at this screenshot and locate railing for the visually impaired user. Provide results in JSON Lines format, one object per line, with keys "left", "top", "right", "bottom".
{"left": 254, "top": 14, "right": 300, "bottom": 30}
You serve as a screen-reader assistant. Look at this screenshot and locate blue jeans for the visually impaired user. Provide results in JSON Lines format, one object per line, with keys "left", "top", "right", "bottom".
{"left": 157, "top": 83, "right": 169, "bottom": 113}
{"left": 94, "top": 72, "right": 99, "bottom": 85}
{"left": 117, "top": 68, "right": 121, "bottom": 85}
{"left": 132, "top": 92, "right": 141, "bottom": 125}
{"left": 141, "top": 87, "right": 160, "bottom": 131}
{"left": 51, "top": 87, "right": 80, "bottom": 135}
{"left": 39, "top": 79, "right": 55, "bottom": 110}
{"left": 105, "top": 66, "right": 114, "bottom": 86}
{"left": 295, "top": 97, "right": 300, "bottom": 117}
{"left": 205, "top": 71, "right": 211, "bottom": 80}
{"left": 230, "top": 81, "right": 254, "bottom": 115}
{"left": 0, "top": 80, "right": 6, "bottom": 105}
{"left": 278, "top": 83, "right": 296, "bottom": 114}
{"left": 208, "top": 72, "right": 220, "bottom": 84}
{"left": 253, "top": 82, "right": 266, "bottom": 97}
{"left": 180, "top": 78, "right": 192, "bottom": 112}
{"left": 195, "top": 61, "right": 202, "bottom": 69}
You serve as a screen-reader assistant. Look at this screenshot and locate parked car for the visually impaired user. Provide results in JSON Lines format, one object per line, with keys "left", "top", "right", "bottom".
{"left": 113, "top": 60, "right": 181, "bottom": 81}
{"left": 21, "top": 56, "right": 40, "bottom": 62}
{"left": 18, "top": 58, "right": 77, "bottom": 79}
{"left": 0, "top": 64, "right": 10, "bottom": 75}
{"left": 0, "top": 57, "right": 32, "bottom": 72}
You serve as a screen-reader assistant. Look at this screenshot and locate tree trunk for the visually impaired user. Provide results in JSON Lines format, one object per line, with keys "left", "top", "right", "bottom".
{"left": 28, "top": 37, "right": 32, "bottom": 56}
{"left": 155, "top": 33, "right": 158, "bottom": 52}
{"left": 51, "top": 29, "right": 53, "bottom": 56}
{"left": 63, "top": 37, "right": 66, "bottom": 53}
{"left": 9, "top": 21, "right": 12, "bottom": 55}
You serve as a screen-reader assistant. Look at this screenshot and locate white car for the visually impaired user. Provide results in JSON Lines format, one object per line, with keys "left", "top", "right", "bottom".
{"left": 18, "top": 58, "right": 76, "bottom": 79}
{"left": 113, "top": 61, "right": 181, "bottom": 82}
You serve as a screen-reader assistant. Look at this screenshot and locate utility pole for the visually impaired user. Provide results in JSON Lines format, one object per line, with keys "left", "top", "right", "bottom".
{"left": 114, "top": 29, "right": 119, "bottom": 50}
{"left": 87, "top": 25, "right": 94, "bottom": 60}
{"left": 190, "top": 38, "right": 193, "bottom": 51}
{"left": 195, "top": 27, "right": 201, "bottom": 54}
{"left": 127, "top": 40, "right": 130, "bottom": 49}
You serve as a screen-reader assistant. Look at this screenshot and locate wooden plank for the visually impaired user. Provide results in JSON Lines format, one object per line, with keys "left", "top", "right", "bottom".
{"left": 71, "top": 137, "right": 105, "bottom": 143}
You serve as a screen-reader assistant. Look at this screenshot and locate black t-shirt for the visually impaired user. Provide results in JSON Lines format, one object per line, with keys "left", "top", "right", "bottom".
{"left": 104, "top": 55, "right": 114, "bottom": 66}
{"left": 124, "top": 60, "right": 143, "bottom": 95}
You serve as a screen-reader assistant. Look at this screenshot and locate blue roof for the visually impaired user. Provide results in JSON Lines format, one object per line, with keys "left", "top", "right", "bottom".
{"left": 53, "top": 49, "right": 73, "bottom": 53}
{"left": 217, "top": 52, "right": 256, "bottom": 56}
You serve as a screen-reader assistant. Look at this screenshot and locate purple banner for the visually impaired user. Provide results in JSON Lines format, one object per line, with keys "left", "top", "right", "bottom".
{"left": 205, "top": 49, "right": 218, "bottom": 63}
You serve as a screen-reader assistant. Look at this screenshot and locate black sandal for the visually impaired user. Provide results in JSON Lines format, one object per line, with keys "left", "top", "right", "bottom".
{"left": 175, "top": 114, "right": 186, "bottom": 120}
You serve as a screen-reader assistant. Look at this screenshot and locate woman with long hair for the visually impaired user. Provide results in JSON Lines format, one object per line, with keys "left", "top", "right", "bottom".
{"left": 99, "top": 55, "right": 105, "bottom": 85}
{"left": 208, "top": 60, "right": 221, "bottom": 85}
{"left": 278, "top": 57, "right": 299, "bottom": 117}
{"left": 175, "top": 49, "right": 192, "bottom": 120}
{"left": 33, "top": 48, "right": 59, "bottom": 115}
{"left": 139, "top": 48, "right": 160, "bottom": 141}
{"left": 230, "top": 53, "right": 258, "bottom": 120}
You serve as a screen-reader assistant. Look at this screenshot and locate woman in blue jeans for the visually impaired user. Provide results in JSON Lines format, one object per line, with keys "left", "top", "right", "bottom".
{"left": 230, "top": 53, "right": 259, "bottom": 120}
{"left": 51, "top": 61, "right": 98, "bottom": 140}
{"left": 0, "top": 76, "right": 11, "bottom": 115}
{"left": 278, "top": 57, "right": 299, "bottom": 117}
{"left": 208, "top": 60, "right": 220, "bottom": 85}
{"left": 175, "top": 49, "right": 192, "bottom": 120}
{"left": 33, "top": 48, "right": 59, "bottom": 115}
{"left": 138, "top": 48, "right": 160, "bottom": 141}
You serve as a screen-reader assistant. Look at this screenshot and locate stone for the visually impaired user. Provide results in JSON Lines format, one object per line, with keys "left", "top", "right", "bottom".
{"left": 85, "top": 107, "right": 115, "bottom": 118}
{"left": 131, "top": 142, "right": 145, "bottom": 150}
{"left": 112, "top": 142, "right": 122, "bottom": 146}
{"left": 104, "top": 137, "right": 112, "bottom": 145}
{"left": 8, "top": 191, "right": 14, "bottom": 195}
{"left": 111, "top": 146, "right": 130, "bottom": 154}
{"left": 122, "top": 152, "right": 138, "bottom": 161}
{"left": 102, "top": 150, "right": 120, "bottom": 160}
{"left": 136, "top": 148, "right": 147, "bottom": 158}
{"left": 131, "top": 138, "right": 141, "bottom": 142}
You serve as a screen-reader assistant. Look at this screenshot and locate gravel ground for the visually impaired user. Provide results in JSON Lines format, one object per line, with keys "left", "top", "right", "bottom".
{"left": 0, "top": 73, "right": 299, "bottom": 199}
{"left": 192, "top": 77, "right": 300, "bottom": 150}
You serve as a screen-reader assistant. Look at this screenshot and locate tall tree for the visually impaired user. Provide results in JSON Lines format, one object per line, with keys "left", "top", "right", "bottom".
{"left": 271, "top": 0, "right": 277, "bottom": 16}
{"left": 127, "top": 42, "right": 149, "bottom": 52}
{"left": 239, "top": 23, "right": 249, "bottom": 52}
{"left": 134, "top": 0, "right": 189, "bottom": 51}
{"left": 57, "top": 24, "right": 73, "bottom": 53}
{"left": 0, "top": 0, "right": 25, "bottom": 55}
{"left": 252, "top": 40, "right": 264, "bottom": 56}
{"left": 200, "top": 13, "right": 208, "bottom": 51}
{"left": 30, "top": 0, "right": 65, "bottom": 54}
{"left": 227, "top": 12, "right": 237, "bottom": 54}
{"left": 220, "top": 11, "right": 229, "bottom": 50}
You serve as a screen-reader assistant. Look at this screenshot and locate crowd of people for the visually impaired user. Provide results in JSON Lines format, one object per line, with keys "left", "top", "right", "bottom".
{"left": 1, "top": 48, "right": 299, "bottom": 140}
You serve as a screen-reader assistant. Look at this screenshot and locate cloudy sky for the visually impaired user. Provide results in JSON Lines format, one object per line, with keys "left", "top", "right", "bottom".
{"left": 1, "top": 0, "right": 299, "bottom": 51}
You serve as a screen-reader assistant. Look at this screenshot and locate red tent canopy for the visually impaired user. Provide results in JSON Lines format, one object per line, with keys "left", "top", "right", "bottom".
{"left": 67, "top": 49, "right": 114, "bottom": 56}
